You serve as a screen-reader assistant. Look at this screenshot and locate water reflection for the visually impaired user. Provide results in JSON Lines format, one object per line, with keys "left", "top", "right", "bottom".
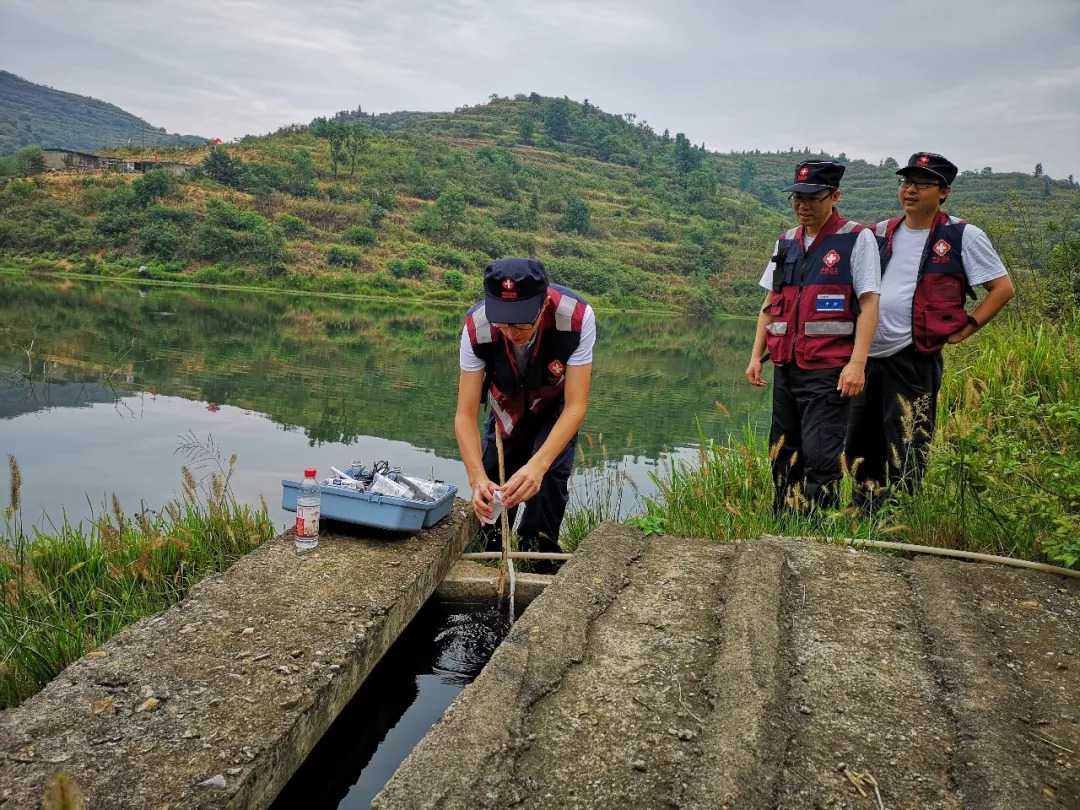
{"left": 0, "top": 277, "right": 769, "bottom": 528}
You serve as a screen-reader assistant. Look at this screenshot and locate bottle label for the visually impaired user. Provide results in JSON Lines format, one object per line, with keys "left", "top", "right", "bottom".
{"left": 296, "top": 505, "right": 320, "bottom": 538}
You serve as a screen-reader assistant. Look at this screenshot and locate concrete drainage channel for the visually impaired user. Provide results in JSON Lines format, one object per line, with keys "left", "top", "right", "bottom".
{"left": 0, "top": 505, "right": 549, "bottom": 810}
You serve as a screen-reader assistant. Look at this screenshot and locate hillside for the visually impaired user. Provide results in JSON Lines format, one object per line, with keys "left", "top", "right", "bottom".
{"left": 1, "top": 92, "right": 1077, "bottom": 315}
{"left": 0, "top": 70, "right": 206, "bottom": 155}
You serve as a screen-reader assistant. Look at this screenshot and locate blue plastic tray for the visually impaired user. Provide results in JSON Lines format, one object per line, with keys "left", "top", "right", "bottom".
{"left": 281, "top": 480, "right": 457, "bottom": 533}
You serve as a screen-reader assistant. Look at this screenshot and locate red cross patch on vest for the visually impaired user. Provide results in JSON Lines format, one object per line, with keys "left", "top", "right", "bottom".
{"left": 548, "top": 359, "right": 565, "bottom": 377}
{"left": 823, "top": 250, "right": 840, "bottom": 267}
{"left": 933, "top": 239, "right": 951, "bottom": 257}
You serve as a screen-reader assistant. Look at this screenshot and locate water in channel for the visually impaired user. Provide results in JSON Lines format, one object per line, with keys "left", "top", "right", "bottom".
{"left": 269, "top": 598, "right": 515, "bottom": 809}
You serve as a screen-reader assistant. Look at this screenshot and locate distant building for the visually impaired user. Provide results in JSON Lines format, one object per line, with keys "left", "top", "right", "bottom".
{"left": 42, "top": 148, "right": 191, "bottom": 175}
{"left": 42, "top": 148, "right": 109, "bottom": 170}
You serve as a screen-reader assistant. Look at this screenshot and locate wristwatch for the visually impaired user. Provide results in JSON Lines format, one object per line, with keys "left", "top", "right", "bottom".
{"left": 966, "top": 315, "right": 980, "bottom": 330}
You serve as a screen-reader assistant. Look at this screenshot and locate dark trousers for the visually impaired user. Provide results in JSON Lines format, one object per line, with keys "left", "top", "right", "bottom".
{"left": 478, "top": 413, "right": 577, "bottom": 554}
{"left": 770, "top": 364, "right": 849, "bottom": 512}
{"left": 845, "top": 345, "right": 943, "bottom": 499}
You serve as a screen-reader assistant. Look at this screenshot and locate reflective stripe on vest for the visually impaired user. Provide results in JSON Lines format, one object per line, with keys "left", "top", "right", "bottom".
{"left": 765, "top": 210, "right": 863, "bottom": 370}
{"left": 466, "top": 283, "right": 587, "bottom": 435}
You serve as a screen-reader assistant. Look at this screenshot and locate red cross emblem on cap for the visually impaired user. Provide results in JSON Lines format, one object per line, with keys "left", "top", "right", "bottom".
{"left": 823, "top": 250, "right": 840, "bottom": 267}
{"left": 917, "top": 154, "right": 931, "bottom": 166}
{"left": 501, "top": 278, "right": 515, "bottom": 290}
{"left": 797, "top": 166, "right": 810, "bottom": 181}
{"left": 548, "top": 359, "right": 564, "bottom": 377}
{"left": 933, "top": 239, "right": 951, "bottom": 257}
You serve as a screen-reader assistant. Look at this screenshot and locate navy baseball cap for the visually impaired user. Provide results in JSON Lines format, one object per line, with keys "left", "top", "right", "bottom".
{"left": 484, "top": 258, "right": 549, "bottom": 323}
{"left": 897, "top": 152, "right": 958, "bottom": 186}
{"left": 784, "top": 160, "right": 845, "bottom": 193}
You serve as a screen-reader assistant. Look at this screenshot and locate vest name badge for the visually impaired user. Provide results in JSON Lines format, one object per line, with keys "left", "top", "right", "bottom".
{"left": 815, "top": 294, "right": 845, "bottom": 312}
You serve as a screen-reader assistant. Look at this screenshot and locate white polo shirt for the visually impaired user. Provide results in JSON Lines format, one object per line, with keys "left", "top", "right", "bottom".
{"left": 871, "top": 222, "right": 1007, "bottom": 358}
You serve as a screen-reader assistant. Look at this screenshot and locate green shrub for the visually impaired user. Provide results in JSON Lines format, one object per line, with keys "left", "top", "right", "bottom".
{"left": 370, "top": 203, "right": 388, "bottom": 228}
{"left": 276, "top": 214, "right": 305, "bottom": 236}
{"left": 345, "top": 224, "right": 376, "bottom": 245}
{"left": 387, "top": 257, "right": 429, "bottom": 279}
{"left": 131, "top": 170, "right": 172, "bottom": 206}
{"left": 560, "top": 193, "right": 591, "bottom": 234}
{"left": 327, "top": 244, "right": 365, "bottom": 267}
{"left": 368, "top": 273, "right": 401, "bottom": 292}
{"left": 443, "top": 269, "right": 465, "bottom": 291}
{"left": 495, "top": 203, "right": 538, "bottom": 231}
{"left": 140, "top": 223, "right": 179, "bottom": 261}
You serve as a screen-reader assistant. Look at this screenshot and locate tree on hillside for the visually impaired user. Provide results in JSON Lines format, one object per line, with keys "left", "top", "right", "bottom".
{"left": 686, "top": 169, "right": 716, "bottom": 203}
{"left": 14, "top": 146, "right": 45, "bottom": 176}
{"left": 837, "top": 152, "right": 849, "bottom": 164}
{"left": 560, "top": 193, "right": 591, "bottom": 235}
{"left": 982, "top": 166, "right": 993, "bottom": 176}
{"left": 283, "top": 151, "right": 318, "bottom": 197}
{"left": 518, "top": 114, "right": 535, "bottom": 144}
{"left": 882, "top": 157, "right": 899, "bottom": 170}
{"left": 414, "top": 187, "right": 468, "bottom": 240}
{"left": 1035, "top": 163, "right": 1044, "bottom": 177}
{"left": 312, "top": 118, "right": 369, "bottom": 178}
{"left": 202, "top": 147, "right": 244, "bottom": 187}
{"left": 673, "top": 133, "right": 702, "bottom": 174}
{"left": 738, "top": 159, "right": 758, "bottom": 192}
{"left": 545, "top": 99, "right": 571, "bottom": 142}
{"left": 343, "top": 123, "right": 370, "bottom": 178}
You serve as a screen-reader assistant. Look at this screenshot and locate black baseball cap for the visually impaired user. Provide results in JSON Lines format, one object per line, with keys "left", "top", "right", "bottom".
{"left": 897, "top": 152, "right": 958, "bottom": 186}
{"left": 784, "top": 160, "right": 845, "bottom": 193}
{"left": 483, "top": 258, "right": 549, "bottom": 323}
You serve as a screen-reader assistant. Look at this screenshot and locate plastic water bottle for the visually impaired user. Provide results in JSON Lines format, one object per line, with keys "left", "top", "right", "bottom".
{"left": 295, "top": 468, "right": 320, "bottom": 550}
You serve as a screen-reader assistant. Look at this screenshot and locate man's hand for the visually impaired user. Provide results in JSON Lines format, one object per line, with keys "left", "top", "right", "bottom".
{"left": 500, "top": 457, "right": 548, "bottom": 510}
{"left": 946, "top": 324, "right": 976, "bottom": 345}
{"left": 837, "top": 360, "right": 866, "bottom": 398}
{"left": 470, "top": 476, "right": 500, "bottom": 522}
{"left": 746, "top": 357, "right": 766, "bottom": 387}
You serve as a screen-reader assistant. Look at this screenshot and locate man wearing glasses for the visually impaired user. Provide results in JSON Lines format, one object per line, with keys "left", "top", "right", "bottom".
{"left": 746, "top": 160, "right": 881, "bottom": 511}
{"left": 455, "top": 257, "right": 594, "bottom": 561}
{"left": 846, "top": 153, "right": 1014, "bottom": 499}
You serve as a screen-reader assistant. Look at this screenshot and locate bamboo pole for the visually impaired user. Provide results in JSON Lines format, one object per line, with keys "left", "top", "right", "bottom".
{"left": 461, "top": 551, "right": 573, "bottom": 561}
{"left": 495, "top": 425, "right": 510, "bottom": 599}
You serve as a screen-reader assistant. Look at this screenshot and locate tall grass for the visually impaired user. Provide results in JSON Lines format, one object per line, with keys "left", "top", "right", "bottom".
{"left": 1, "top": 452, "right": 275, "bottom": 708}
{"left": 634, "top": 311, "right": 1080, "bottom": 570}
{"left": 562, "top": 431, "right": 638, "bottom": 552}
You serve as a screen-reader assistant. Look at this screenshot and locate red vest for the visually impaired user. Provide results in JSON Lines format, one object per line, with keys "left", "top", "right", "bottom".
{"left": 875, "top": 210, "right": 970, "bottom": 354}
{"left": 466, "top": 284, "right": 587, "bottom": 436}
{"left": 765, "top": 210, "right": 866, "bottom": 370}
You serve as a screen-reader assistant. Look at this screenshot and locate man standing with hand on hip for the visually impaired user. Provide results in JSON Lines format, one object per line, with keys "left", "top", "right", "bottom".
{"left": 846, "top": 153, "right": 1014, "bottom": 499}
{"left": 746, "top": 160, "right": 881, "bottom": 511}
{"left": 455, "top": 258, "right": 594, "bottom": 563}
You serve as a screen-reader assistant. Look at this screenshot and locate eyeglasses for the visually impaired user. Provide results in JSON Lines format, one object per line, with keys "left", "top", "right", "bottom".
{"left": 788, "top": 191, "right": 834, "bottom": 205}
{"left": 898, "top": 178, "right": 943, "bottom": 190}
{"left": 492, "top": 310, "right": 543, "bottom": 331}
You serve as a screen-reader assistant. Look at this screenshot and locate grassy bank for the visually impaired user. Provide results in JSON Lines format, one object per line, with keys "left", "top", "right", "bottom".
{"left": 0, "top": 453, "right": 275, "bottom": 708}
{"left": 636, "top": 312, "right": 1080, "bottom": 571}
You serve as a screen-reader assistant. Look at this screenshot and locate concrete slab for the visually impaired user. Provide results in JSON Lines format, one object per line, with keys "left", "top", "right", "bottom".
{"left": 374, "top": 524, "right": 1080, "bottom": 810}
{"left": 0, "top": 505, "right": 476, "bottom": 810}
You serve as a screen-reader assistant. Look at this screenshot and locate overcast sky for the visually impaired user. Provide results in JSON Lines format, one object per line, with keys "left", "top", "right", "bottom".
{"left": 3, "top": 0, "right": 1078, "bottom": 177}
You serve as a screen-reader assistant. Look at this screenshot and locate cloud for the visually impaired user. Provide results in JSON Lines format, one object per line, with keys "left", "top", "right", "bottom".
{"left": 2, "top": 0, "right": 1077, "bottom": 176}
